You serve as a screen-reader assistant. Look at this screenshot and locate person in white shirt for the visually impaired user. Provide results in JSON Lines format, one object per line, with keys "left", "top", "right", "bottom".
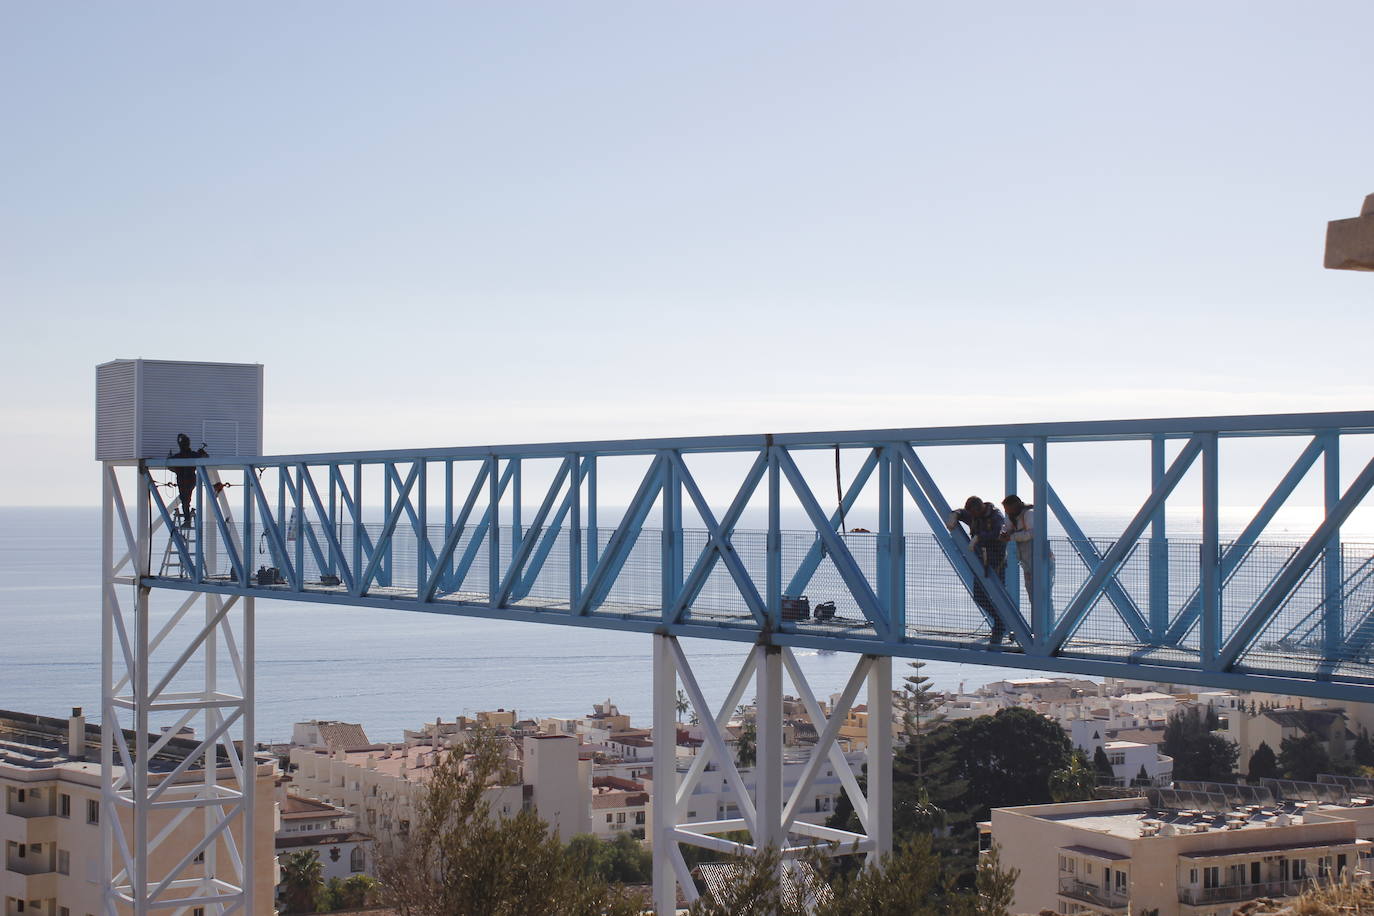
{"left": 1001, "top": 494, "right": 1054, "bottom": 615}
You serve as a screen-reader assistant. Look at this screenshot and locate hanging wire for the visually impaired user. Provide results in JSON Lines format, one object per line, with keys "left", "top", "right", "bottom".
{"left": 835, "top": 444, "right": 846, "bottom": 535}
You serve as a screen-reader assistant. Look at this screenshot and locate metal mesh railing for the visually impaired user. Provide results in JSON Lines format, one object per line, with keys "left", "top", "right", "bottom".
{"left": 153, "top": 519, "right": 1374, "bottom": 675}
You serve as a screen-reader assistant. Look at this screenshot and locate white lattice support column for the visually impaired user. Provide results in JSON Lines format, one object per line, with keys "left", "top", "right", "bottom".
{"left": 102, "top": 463, "right": 256, "bottom": 916}
{"left": 866, "top": 654, "right": 893, "bottom": 864}
{"left": 651, "top": 634, "right": 679, "bottom": 916}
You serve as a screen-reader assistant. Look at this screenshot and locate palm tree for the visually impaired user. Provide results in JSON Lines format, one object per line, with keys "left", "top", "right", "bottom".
{"left": 676, "top": 688, "right": 690, "bottom": 722}
{"left": 279, "top": 849, "right": 324, "bottom": 914}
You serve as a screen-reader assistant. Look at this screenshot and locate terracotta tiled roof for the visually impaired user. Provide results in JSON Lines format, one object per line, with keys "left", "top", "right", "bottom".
{"left": 281, "top": 796, "right": 343, "bottom": 817}
{"left": 316, "top": 722, "right": 372, "bottom": 750}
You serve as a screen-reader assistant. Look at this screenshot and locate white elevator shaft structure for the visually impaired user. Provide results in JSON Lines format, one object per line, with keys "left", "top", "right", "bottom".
{"left": 101, "top": 462, "right": 259, "bottom": 915}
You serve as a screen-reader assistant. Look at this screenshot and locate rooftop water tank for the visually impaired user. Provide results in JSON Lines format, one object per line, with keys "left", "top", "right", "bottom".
{"left": 96, "top": 359, "right": 263, "bottom": 461}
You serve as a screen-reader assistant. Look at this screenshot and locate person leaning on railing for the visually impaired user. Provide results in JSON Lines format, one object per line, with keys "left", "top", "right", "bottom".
{"left": 1001, "top": 494, "right": 1055, "bottom": 615}
{"left": 947, "top": 496, "right": 1008, "bottom": 644}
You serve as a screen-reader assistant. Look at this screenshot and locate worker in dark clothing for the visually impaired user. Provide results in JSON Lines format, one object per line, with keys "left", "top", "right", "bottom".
{"left": 169, "top": 433, "right": 208, "bottom": 527}
{"left": 947, "top": 495, "right": 1009, "bottom": 644}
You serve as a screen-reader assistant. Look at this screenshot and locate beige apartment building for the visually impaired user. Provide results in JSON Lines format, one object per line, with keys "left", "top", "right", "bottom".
{"left": 2, "top": 708, "right": 277, "bottom": 916}
{"left": 989, "top": 792, "right": 1373, "bottom": 916}
{"left": 288, "top": 732, "right": 591, "bottom": 849}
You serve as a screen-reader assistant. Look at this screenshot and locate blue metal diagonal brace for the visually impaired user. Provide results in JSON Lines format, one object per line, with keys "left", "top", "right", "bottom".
{"left": 330, "top": 464, "right": 376, "bottom": 572}
{"left": 896, "top": 443, "right": 1032, "bottom": 650}
{"left": 281, "top": 467, "right": 330, "bottom": 583}
{"left": 298, "top": 464, "right": 354, "bottom": 592}
{"left": 450, "top": 460, "right": 517, "bottom": 597}
{"left": 1217, "top": 453, "right": 1374, "bottom": 670}
{"left": 574, "top": 455, "right": 665, "bottom": 616}
{"left": 494, "top": 457, "right": 572, "bottom": 607}
{"left": 667, "top": 451, "right": 767, "bottom": 625}
{"left": 1163, "top": 436, "right": 1326, "bottom": 646}
{"left": 421, "top": 459, "right": 492, "bottom": 602}
{"left": 147, "top": 473, "right": 195, "bottom": 578}
{"left": 783, "top": 449, "right": 880, "bottom": 598}
{"left": 195, "top": 467, "right": 244, "bottom": 584}
{"left": 1010, "top": 443, "right": 1152, "bottom": 644}
{"left": 513, "top": 458, "right": 592, "bottom": 602}
{"left": 1047, "top": 437, "right": 1203, "bottom": 652}
{"left": 355, "top": 462, "right": 419, "bottom": 595}
{"left": 250, "top": 470, "right": 299, "bottom": 589}
{"left": 383, "top": 462, "right": 440, "bottom": 580}
{"left": 775, "top": 448, "right": 890, "bottom": 641}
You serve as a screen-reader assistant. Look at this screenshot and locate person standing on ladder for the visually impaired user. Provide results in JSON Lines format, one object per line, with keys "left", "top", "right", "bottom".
{"left": 947, "top": 495, "right": 1008, "bottom": 644}
{"left": 169, "top": 433, "right": 207, "bottom": 527}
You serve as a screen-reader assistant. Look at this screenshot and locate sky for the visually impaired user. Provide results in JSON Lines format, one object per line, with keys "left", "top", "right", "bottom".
{"left": 2, "top": 2, "right": 1371, "bottom": 508}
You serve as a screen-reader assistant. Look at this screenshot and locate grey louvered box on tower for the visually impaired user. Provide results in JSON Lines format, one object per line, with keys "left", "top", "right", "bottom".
{"left": 95, "top": 359, "right": 264, "bottom": 461}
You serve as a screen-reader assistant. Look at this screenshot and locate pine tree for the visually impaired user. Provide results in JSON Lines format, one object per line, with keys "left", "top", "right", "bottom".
{"left": 896, "top": 660, "right": 946, "bottom": 782}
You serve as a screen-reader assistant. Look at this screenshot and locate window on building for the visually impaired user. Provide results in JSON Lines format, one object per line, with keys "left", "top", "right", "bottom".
{"left": 193, "top": 909, "right": 204, "bottom": 916}
{"left": 17, "top": 843, "right": 26, "bottom": 858}
{"left": 193, "top": 851, "right": 205, "bottom": 864}
{"left": 616, "top": 813, "right": 626, "bottom": 824}
{"left": 635, "top": 812, "right": 645, "bottom": 825}
{"left": 1189, "top": 868, "right": 1198, "bottom": 885}
{"left": 1292, "top": 859, "right": 1308, "bottom": 880}
{"left": 16, "top": 789, "right": 25, "bottom": 803}
{"left": 59, "top": 794, "right": 71, "bottom": 818}
{"left": 350, "top": 846, "right": 365, "bottom": 873}
{"left": 59, "top": 849, "right": 70, "bottom": 875}
{"left": 1203, "top": 866, "right": 1219, "bottom": 888}
{"left": 606, "top": 814, "right": 613, "bottom": 823}
{"left": 60, "top": 908, "right": 70, "bottom": 916}
{"left": 1114, "top": 870, "right": 1127, "bottom": 892}
{"left": 87, "top": 799, "right": 100, "bottom": 825}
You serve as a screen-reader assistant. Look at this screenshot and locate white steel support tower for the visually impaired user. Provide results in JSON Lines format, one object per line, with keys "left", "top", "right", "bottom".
{"left": 101, "top": 462, "right": 257, "bottom": 915}
{"left": 650, "top": 635, "right": 892, "bottom": 912}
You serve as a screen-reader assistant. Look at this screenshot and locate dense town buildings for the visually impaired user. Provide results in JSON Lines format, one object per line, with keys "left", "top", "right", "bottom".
{"left": 1, "top": 708, "right": 277, "bottom": 916}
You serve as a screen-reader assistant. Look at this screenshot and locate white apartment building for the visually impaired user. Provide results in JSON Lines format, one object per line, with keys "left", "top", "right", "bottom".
{"left": 1, "top": 708, "right": 277, "bottom": 916}
{"left": 989, "top": 793, "right": 1373, "bottom": 916}
{"left": 274, "top": 796, "right": 371, "bottom": 885}
{"left": 590, "top": 778, "right": 648, "bottom": 841}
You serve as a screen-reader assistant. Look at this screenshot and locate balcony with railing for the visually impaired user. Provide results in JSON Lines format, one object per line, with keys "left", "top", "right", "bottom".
{"left": 1058, "top": 876, "right": 1129, "bottom": 912}
{"left": 1179, "top": 878, "right": 1314, "bottom": 906}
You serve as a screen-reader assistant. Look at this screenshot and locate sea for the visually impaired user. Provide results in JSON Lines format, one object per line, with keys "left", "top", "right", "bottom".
{"left": 2, "top": 506, "right": 1369, "bottom": 744}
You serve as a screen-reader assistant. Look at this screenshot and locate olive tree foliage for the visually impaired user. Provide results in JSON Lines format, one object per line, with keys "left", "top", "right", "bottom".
{"left": 685, "top": 837, "right": 1019, "bottom": 916}
{"left": 374, "top": 733, "right": 640, "bottom": 916}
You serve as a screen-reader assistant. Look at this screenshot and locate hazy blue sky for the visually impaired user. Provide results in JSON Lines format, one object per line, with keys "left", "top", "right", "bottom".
{"left": 2, "top": 3, "right": 1371, "bottom": 507}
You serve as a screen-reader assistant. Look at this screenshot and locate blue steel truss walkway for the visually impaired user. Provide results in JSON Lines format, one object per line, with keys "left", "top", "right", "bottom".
{"left": 127, "top": 410, "right": 1374, "bottom": 703}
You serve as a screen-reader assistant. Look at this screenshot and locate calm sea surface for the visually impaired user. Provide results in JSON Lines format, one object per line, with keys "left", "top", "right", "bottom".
{"left": 3, "top": 506, "right": 1368, "bottom": 743}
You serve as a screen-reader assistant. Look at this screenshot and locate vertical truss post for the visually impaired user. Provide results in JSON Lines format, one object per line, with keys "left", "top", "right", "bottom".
{"left": 662, "top": 451, "right": 682, "bottom": 616}
{"left": 1032, "top": 437, "right": 1050, "bottom": 643}
{"left": 1004, "top": 442, "right": 1021, "bottom": 608}
{"left": 489, "top": 458, "right": 501, "bottom": 601}
{"left": 351, "top": 463, "right": 362, "bottom": 584}
{"left": 1201, "top": 433, "right": 1221, "bottom": 666}
{"left": 878, "top": 452, "right": 890, "bottom": 624}
{"left": 243, "top": 595, "right": 257, "bottom": 913}
{"left": 570, "top": 454, "right": 583, "bottom": 607}
{"left": 382, "top": 465, "right": 394, "bottom": 588}
{"left": 885, "top": 448, "right": 906, "bottom": 639}
{"left": 767, "top": 445, "right": 781, "bottom": 626}
{"left": 651, "top": 635, "right": 678, "bottom": 916}
{"left": 100, "top": 467, "right": 116, "bottom": 916}
{"left": 512, "top": 457, "right": 523, "bottom": 553}
{"left": 417, "top": 461, "right": 429, "bottom": 594}
{"left": 866, "top": 654, "right": 893, "bottom": 863}
{"left": 328, "top": 464, "right": 338, "bottom": 579}
{"left": 755, "top": 645, "right": 784, "bottom": 854}
{"left": 586, "top": 457, "right": 599, "bottom": 573}
{"left": 1149, "top": 435, "right": 1169, "bottom": 639}
{"left": 1323, "top": 432, "right": 1344, "bottom": 661}
{"left": 134, "top": 466, "right": 151, "bottom": 912}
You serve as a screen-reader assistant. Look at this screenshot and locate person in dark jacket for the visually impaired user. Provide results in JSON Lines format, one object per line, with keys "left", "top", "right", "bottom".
{"left": 169, "top": 433, "right": 208, "bottom": 527}
{"left": 947, "top": 495, "right": 1009, "bottom": 644}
